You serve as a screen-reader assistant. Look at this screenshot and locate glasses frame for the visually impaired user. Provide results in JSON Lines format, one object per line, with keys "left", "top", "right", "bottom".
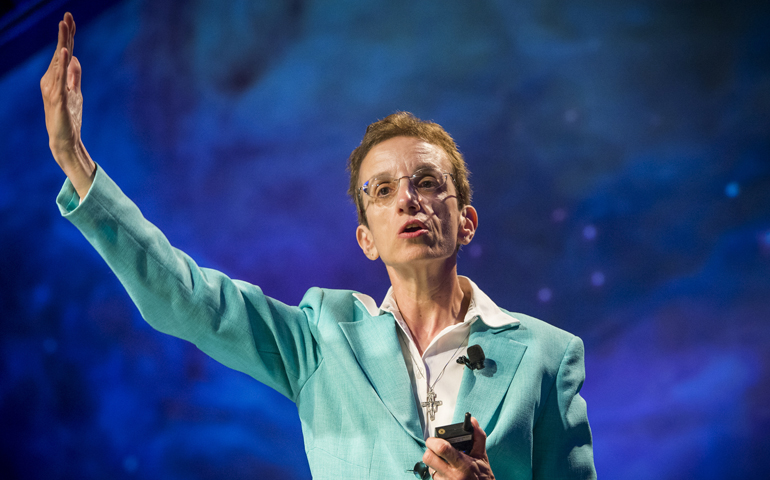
{"left": 359, "top": 170, "right": 456, "bottom": 206}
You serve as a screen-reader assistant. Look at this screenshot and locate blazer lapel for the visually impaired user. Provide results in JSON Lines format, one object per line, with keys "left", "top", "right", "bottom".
{"left": 452, "top": 322, "right": 527, "bottom": 433}
{"left": 339, "top": 312, "right": 425, "bottom": 445}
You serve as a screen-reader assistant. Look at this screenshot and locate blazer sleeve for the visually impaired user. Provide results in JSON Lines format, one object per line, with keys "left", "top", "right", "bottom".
{"left": 532, "top": 336, "right": 597, "bottom": 479}
{"left": 56, "top": 166, "right": 322, "bottom": 401}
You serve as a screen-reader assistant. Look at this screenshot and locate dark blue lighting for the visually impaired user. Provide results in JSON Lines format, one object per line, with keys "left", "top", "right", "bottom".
{"left": 1, "top": 1, "right": 769, "bottom": 479}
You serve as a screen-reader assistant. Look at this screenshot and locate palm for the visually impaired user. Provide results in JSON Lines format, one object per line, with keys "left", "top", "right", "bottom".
{"left": 40, "top": 12, "right": 82, "bottom": 159}
{"left": 40, "top": 12, "right": 94, "bottom": 198}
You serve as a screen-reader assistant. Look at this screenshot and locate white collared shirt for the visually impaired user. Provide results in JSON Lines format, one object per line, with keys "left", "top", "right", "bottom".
{"left": 355, "top": 277, "right": 518, "bottom": 439}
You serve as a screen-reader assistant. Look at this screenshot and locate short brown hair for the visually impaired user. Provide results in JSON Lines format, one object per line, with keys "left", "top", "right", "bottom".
{"left": 347, "top": 112, "right": 472, "bottom": 226}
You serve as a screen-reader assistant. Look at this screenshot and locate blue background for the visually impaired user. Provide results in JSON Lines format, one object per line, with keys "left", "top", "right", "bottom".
{"left": 1, "top": 0, "right": 769, "bottom": 478}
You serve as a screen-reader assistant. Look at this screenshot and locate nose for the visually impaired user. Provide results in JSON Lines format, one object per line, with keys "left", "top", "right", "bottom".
{"left": 396, "top": 177, "right": 420, "bottom": 212}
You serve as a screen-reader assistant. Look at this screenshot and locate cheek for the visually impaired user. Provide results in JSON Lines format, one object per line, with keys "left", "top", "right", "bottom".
{"left": 435, "top": 212, "right": 459, "bottom": 241}
{"left": 368, "top": 219, "right": 391, "bottom": 247}
{"left": 441, "top": 212, "right": 461, "bottom": 240}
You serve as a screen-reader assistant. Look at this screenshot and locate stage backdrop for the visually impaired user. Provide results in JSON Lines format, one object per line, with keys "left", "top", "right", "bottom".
{"left": 1, "top": 0, "right": 768, "bottom": 478}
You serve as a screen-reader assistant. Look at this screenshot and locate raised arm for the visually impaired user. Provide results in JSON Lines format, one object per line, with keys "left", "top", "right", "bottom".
{"left": 41, "top": 12, "right": 95, "bottom": 199}
{"left": 47, "top": 13, "right": 322, "bottom": 401}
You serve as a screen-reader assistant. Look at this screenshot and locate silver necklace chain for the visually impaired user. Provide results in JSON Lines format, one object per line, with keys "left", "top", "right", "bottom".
{"left": 406, "top": 329, "right": 471, "bottom": 422}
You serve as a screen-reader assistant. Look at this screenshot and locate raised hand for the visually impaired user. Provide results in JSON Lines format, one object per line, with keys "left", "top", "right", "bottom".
{"left": 40, "top": 12, "right": 95, "bottom": 199}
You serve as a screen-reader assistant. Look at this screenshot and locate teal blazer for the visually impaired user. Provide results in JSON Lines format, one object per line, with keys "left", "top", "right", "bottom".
{"left": 58, "top": 167, "right": 596, "bottom": 479}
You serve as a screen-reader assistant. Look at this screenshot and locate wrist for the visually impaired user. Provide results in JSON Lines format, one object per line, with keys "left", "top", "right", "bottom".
{"left": 56, "top": 141, "right": 95, "bottom": 199}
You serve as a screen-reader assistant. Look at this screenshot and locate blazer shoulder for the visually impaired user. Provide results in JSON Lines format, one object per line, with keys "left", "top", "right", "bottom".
{"left": 500, "top": 310, "right": 581, "bottom": 359}
{"left": 298, "top": 287, "right": 373, "bottom": 325}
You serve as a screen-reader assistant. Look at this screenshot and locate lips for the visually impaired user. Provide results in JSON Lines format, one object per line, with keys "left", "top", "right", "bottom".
{"left": 399, "top": 219, "right": 428, "bottom": 238}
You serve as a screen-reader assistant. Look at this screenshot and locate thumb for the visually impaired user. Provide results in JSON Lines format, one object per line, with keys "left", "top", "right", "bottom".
{"left": 68, "top": 56, "right": 82, "bottom": 92}
{"left": 468, "top": 417, "right": 488, "bottom": 459}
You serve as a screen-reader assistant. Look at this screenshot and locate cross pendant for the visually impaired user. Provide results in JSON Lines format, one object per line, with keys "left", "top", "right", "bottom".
{"left": 421, "top": 388, "right": 443, "bottom": 422}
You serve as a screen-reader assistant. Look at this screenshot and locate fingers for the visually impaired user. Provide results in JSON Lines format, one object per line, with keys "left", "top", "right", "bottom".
{"left": 56, "top": 19, "right": 67, "bottom": 57}
{"left": 44, "top": 19, "right": 67, "bottom": 93}
{"left": 422, "top": 419, "right": 492, "bottom": 479}
{"left": 44, "top": 19, "right": 65, "bottom": 81}
{"left": 424, "top": 437, "right": 462, "bottom": 468}
{"left": 64, "top": 12, "right": 76, "bottom": 59}
{"left": 64, "top": 12, "right": 76, "bottom": 36}
{"left": 468, "top": 417, "right": 488, "bottom": 459}
{"left": 46, "top": 13, "right": 76, "bottom": 97}
{"left": 422, "top": 448, "right": 448, "bottom": 478}
{"left": 57, "top": 47, "right": 69, "bottom": 95}
{"left": 49, "top": 13, "right": 74, "bottom": 67}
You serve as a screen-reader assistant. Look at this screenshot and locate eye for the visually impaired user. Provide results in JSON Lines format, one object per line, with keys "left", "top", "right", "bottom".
{"left": 373, "top": 181, "right": 396, "bottom": 198}
{"left": 415, "top": 173, "right": 441, "bottom": 190}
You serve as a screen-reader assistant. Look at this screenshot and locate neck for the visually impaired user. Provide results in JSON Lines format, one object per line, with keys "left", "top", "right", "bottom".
{"left": 386, "top": 259, "right": 471, "bottom": 355}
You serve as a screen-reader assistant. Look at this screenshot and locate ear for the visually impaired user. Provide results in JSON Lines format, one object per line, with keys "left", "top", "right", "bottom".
{"left": 458, "top": 205, "right": 478, "bottom": 245}
{"left": 356, "top": 224, "right": 380, "bottom": 261}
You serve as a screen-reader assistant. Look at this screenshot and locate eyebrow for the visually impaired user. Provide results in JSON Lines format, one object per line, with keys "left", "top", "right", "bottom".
{"left": 366, "top": 162, "right": 442, "bottom": 180}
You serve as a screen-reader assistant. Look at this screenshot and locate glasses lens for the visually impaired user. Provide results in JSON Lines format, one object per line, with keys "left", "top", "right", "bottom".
{"left": 368, "top": 177, "right": 397, "bottom": 199}
{"left": 412, "top": 169, "right": 444, "bottom": 192}
{"left": 362, "top": 169, "right": 446, "bottom": 202}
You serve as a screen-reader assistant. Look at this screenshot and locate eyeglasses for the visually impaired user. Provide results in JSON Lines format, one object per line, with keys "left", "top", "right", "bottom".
{"left": 359, "top": 168, "right": 455, "bottom": 205}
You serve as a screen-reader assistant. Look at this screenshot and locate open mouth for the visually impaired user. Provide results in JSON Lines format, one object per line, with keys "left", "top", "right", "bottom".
{"left": 399, "top": 220, "right": 428, "bottom": 236}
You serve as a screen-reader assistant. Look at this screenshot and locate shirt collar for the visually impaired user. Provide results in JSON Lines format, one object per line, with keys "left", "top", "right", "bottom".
{"left": 352, "top": 276, "right": 518, "bottom": 328}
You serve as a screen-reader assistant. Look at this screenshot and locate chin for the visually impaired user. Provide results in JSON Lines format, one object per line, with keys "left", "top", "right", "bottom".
{"left": 389, "top": 245, "right": 456, "bottom": 266}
